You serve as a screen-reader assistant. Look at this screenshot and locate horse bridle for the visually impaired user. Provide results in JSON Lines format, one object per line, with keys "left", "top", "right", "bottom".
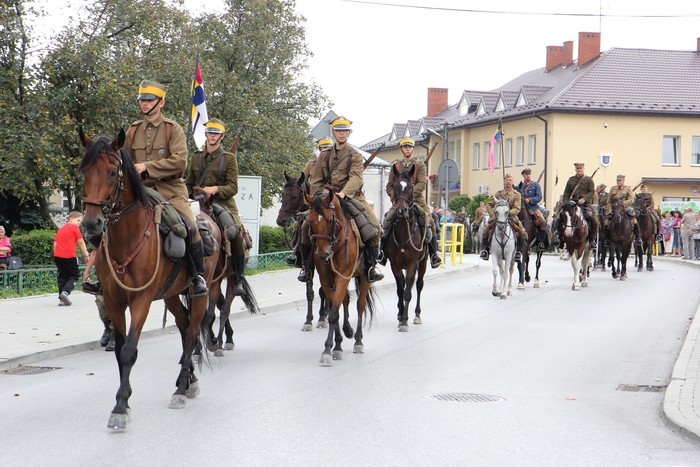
{"left": 310, "top": 204, "right": 347, "bottom": 255}
{"left": 82, "top": 149, "right": 138, "bottom": 225}
{"left": 280, "top": 181, "right": 308, "bottom": 250}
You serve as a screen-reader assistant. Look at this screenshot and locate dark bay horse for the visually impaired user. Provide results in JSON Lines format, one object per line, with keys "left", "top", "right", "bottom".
{"left": 607, "top": 195, "right": 634, "bottom": 280}
{"left": 304, "top": 188, "right": 377, "bottom": 365}
{"left": 515, "top": 193, "right": 546, "bottom": 290}
{"left": 556, "top": 201, "right": 592, "bottom": 290}
{"left": 633, "top": 194, "right": 655, "bottom": 272}
{"left": 276, "top": 171, "right": 328, "bottom": 331}
{"left": 79, "top": 130, "right": 218, "bottom": 430}
{"left": 384, "top": 164, "right": 428, "bottom": 331}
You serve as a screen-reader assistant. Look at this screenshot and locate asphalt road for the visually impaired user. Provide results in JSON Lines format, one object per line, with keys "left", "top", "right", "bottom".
{"left": 1, "top": 256, "right": 699, "bottom": 466}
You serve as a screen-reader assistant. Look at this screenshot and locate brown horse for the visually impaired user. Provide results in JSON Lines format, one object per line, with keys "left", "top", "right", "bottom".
{"left": 303, "top": 188, "right": 376, "bottom": 365}
{"left": 384, "top": 164, "right": 428, "bottom": 331}
{"left": 633, "top": 194, "right": 655, "bottom": 272}
{"left": 276, "top": 171, "right": 328, "bottom": 331}
{"left": 79, "top": 129, "right": 219, "bottom": 430}
{"left": 607, "top": 195, "right": 634, "bottom": 280}
{"left": 556, "top": 201, "right": 592, "bottom": 290}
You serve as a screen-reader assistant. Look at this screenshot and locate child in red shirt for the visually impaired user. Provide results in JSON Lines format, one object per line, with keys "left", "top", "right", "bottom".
{"left": 54, "top": 211, "right": 90, "bottom": 306}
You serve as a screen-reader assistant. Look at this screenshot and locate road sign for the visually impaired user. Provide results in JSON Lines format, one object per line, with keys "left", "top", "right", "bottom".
{"left": 438, "top": 159, "right": 459, "bottom": 190}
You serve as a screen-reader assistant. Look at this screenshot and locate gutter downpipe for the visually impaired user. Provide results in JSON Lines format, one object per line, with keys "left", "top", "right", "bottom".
{"left": 535, "top": 114, "right": 548, "bottom": 210}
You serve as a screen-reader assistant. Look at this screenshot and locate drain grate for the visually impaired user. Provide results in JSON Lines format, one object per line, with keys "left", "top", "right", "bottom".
{"left": 617, "top": 384, "right": 666, "bottom": 393}
{"left": 2, "top": 365, "right": 61, "bottom": 375}
{"left": 427, "top": 393, "right": 506, "bottom": 403}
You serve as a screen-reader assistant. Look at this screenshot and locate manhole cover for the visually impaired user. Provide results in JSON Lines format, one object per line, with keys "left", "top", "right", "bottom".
{"left": 2, "top": 365, "right": 61, "bottom": 375}
{"left": 427, "top": 393, "right": 506, "bottom": 403}
{"left": 616, "top": 384, "right": 666, "bottom": 393}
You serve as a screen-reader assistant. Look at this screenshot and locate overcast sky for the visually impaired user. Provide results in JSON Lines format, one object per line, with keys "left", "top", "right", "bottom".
{"left": 34, "top": 0, "right": 700, "bottom": 146}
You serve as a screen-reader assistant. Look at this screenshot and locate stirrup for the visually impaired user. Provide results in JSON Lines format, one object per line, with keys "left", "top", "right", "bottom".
{"left": 430, "top": 254, "right": 442, "bottom": 269}
{"left": 192, "top": 275, "right": 208, "bottom": 296}
{"left": 604, "top": 240, "right": 610, "bottom": 247}
{"left": 297, "top": 268, "right": 311, "bottom": 283}
{"left": 377, "top": 250, "right": 387, "bottom": 266}
{"left": 285, "top": 255, "right": 298, "bottom": 267}
{"left": 655, "top": 234, "right": 663, "bottom": 241}
{"left": 589, "top": 241, "right": 597, "bottom": 250}
{"left": 367, "top": 266, "right": 384, "bottom": 283}
{"left": 537, "top": 243, "right": 546, "bottom": 251}
{"left": 514, "top": 251, "right": 522, "bottom": 262}
{"left": 479, "top": 250, "right": 489, "bottom": 261}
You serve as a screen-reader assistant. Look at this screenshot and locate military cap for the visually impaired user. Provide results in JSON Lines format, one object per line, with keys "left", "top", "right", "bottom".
{"left": 616, "top": 174, "right": 625, "bottom": 180}
{"left": 574, "top": 162, "right": 584, "bottom": 168}
{"left": 204, "top": 118, "right": 225, "bottom": 134}
{"left": 399, "top": 137, "right": 415, "bottom": 147}
{"left": 138, "top": 80, "right": 167, "bottom": 100}
{"left": 317, "top": 137, "right": 333, "bottom": 149}
{"left": 597, "top": 183, "right": 607, "bottom": 191}
{"left": 521, "top": 167, "right": 532, "bottom": 174}
{"left": 331, "top": 116, "right": 352, "bottom": 130}
{"left": 504, "top": 173, "right": 513, "bottom": 179}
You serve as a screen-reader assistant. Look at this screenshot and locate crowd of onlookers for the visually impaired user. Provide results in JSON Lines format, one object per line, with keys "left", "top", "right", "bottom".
{"left": 659, "top": 207, "right": 700, "bottom": 260}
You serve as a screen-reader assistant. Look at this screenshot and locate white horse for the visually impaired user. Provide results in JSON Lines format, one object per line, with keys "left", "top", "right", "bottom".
{"left": 490, "top": 200, "right": 516, "bottom": 299}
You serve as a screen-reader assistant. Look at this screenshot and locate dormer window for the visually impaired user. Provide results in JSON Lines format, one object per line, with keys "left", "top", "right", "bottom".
{"left": 477, "top": 102, "right": 486, "bottom": 116}
{"left": 459, "top": 98, "right": 471, "bottom": 116}
{"left": 496, "top": 97, "right": 506, "bottom": 112}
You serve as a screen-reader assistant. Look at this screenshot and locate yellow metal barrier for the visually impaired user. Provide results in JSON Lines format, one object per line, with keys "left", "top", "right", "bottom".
{"left": 440, "top": 223, "right": 464, "bottom": 265}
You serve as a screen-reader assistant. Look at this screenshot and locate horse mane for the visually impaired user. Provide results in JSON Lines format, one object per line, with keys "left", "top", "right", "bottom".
{"left": 79, "top": 136, "right": 148, "bottom": 205}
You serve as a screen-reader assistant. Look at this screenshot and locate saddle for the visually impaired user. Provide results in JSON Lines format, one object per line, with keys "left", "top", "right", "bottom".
{"left": 344, "top": 197, "right": 379, "bottom": 244}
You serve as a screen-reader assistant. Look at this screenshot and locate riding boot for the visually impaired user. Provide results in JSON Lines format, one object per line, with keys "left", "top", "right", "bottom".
{"left": 514, "top": 238, "right": 523, "bottom": 263}
{"left": 100, "top": 319, "right": 112, "bottom": 347}
{"left": 297, "top": 243, "right": 312, "bottom": 283}
{"left": 633, "top": 223, "right": 642, "bottom": 245}
{"left": 377, "top": 229, "right": 390, "bottom": 266}
{"left": 479, "top": 233, "right": 490, "bottom": 260}
{"left": 190, "top": 240, "right": 208, "bottom": 297}
{"left": 427, "top": 235, "right": 442, "bottom": 268}
{"left": 105, "top": 330, "right": 115, "bottom": 352}
{"left": 232, "top": 255, "right": 246, "bottom": 296}
{"left": 364, "top": 245, "right": 384, "bottom": 283}
{"left": 83, "top": 280, "right": 102, "bottom": 295}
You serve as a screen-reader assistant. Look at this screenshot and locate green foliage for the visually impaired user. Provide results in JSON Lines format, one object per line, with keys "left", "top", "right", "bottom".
{"left": 9, "top": 230, "right": 57, "bottom": 265}
{"left": 448, "top": 195, "right": 471, "bottom": 213}
{"left": 258, "top": 225, "right": 290, "bottom": 253}
{"left": 465, "top": 194, "right": 490, "bottom": 221}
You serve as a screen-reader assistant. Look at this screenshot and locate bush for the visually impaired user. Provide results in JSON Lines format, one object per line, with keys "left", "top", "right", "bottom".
{"left": 259, "top": 225, "right": 291, "bottom": 253}
{"left": 10, "top": 229, "right": 57, "bottom": 265}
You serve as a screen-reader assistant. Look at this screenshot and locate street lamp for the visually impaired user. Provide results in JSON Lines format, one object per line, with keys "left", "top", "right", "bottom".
{"left": 427, "top": 127, "right": 449, "bottom": 160}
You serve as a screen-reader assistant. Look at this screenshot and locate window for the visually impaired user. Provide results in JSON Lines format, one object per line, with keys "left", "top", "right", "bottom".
{"left": 504, "top": 138, "right": 513, "bottom": 167}
{"left": 472, "top": 143, "right": 481, "bottom": 170}
{"left": 663, "top": 136, "right": 680, "bottom": 165}
{"left": 494, "top": 140, "right": 502, "bottom": 168}
{"left": 516, "top": 137, "right": 524, "bottom": 165}
{"left": 692, "top": 136, "right": 700, "bottom": 166}
{"left": 448, "top": 139, "right": 462, "bottom": 171}
{"left": 528, "top": 135, "right": 537, "bottom": 164}
{"left": 482, "top": 142, "right": 490, "bottom": 169}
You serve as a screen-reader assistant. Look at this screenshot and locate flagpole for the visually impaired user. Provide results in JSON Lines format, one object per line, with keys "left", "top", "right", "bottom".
{"left": 499, "top": 121, "right": 505, "bottom": 181}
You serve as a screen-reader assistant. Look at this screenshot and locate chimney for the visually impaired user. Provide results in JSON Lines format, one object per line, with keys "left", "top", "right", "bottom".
{"left": 427, "top": 88, "right": 448, "bottom": 116}
{"left": 578, "top": 32, "right": 601, "bottom": 67}
{"left": 545, "top": 45, "right": 564, "bottom": 71}
{"left": 563, "top": 40, "right": 574, "bottom": 66}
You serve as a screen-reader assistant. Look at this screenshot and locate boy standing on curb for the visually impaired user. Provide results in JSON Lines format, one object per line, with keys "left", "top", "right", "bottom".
{"left": 54, "top": 211, "right": 89, "bottom": 306}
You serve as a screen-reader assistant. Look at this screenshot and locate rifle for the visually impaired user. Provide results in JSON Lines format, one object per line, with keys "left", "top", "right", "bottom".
{"left": 589, "top": 166, "right": 600, "bottom": 178}
{"left": 536, "top": 169, "right": 545, "bottom": 184}
{"left": 424, "top": 142, "right": 439, "bottom": 166}
{"left": 632, "top": 181, "right": 643, "bottom": 192}
{"left": 229, "top": 128, "right": 244, "bottom": 153}
{"left": 362, "top": 142, "right": 386, "bottom": 169}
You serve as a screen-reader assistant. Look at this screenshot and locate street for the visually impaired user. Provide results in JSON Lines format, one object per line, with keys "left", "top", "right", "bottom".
{"left": 1, "top": 256, "right": 699, "bottom": 466}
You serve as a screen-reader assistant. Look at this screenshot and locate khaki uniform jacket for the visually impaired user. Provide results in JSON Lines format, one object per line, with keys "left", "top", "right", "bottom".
{"left": 309, "top": 144, "right": 366, "bottom": 203}
{"left": 125, "top": 115, "right": 193, "bottom": 222}
{"left": 486, "top": 189, "right": 521, "bottom": 218}
{"left": 385, "top": 159, "right": 428, "bottom": 212}
{"left": 605, "top": 185, "right": 634, "bottom": 214}
{"left": 186, "top": 145, "right": 240, "bottom": 220}
{"left": 562, "top": 174, "right": 595, "bottom": 205}
{"left": 303, "top": 157, "right": 317, "bottom": 182}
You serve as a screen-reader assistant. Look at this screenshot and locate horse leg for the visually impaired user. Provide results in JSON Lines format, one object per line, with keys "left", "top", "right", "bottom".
{"left": 570, "top": 251, "right": 582, "bottom": 290}
{"left": 647, "top": 244, "right": 654, "bottom": 271}
{"left": 317, "top": 286, "right": 328, "bottom": 328}
{"left": 413, "top": 259, "right": 426, "bottom": 325}
{"left": 400, "top": 264, "right": 417, "bottom": 331}
{"left": 341, "top": 291, "right": 354, "bottom": 339}
{"left": 620, "top": 248, "right": 629, "bottom": 280}
{"left": 319, "top": 302, "right": 338, "bottom": 366}
{"left": 393, "top": 263, "right": 408, "bottom": 331}
{"left": 302, "top": 278, "right": 315, "bottom": 331}
{"left": 222, "top": 283, "right": 235, "bottom": 350}
{"left": 169, "top": 294, "right": 207, "bottom": 407}
{"left": 533, "top": 251, "right": 542, "bottom": 288}
{"left": 491, "top": 254, "right": 500, "bottom": 297}
{"left": 517, "top": 256, "right": 526, "bottom": 290}
{"left": 506, "top": 254, "right": 516, "bottom": 297}
{"left": 353, "top": 278, "right": 370, "bottom": 354}
{"left": 581, "top": 248, "right": 592, "bottom": 287}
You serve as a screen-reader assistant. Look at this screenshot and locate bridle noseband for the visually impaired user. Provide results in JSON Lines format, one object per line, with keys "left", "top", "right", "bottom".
{"left": 82, "top": 150, "right": 137, "bottom": 225}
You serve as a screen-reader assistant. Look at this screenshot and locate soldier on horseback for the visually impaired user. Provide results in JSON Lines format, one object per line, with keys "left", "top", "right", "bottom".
{"left": 560, "top": 162, "right": 599, "bottom": 250}
{"left": 303, "top": 116, "right": 384, "bottom": 283}
{"left": 604, "top": 174, "right": 642, "bottom": 246}
{"left": 185, "top": 118, "right": 247, "bottom": 296}
{"left": 637, "top": 184, "right": 663, "bottom": 240}
{"left": 516, "top": 167, "right": 548, "bottom": 251}
{"left": 378, "top": 137, "right": 441, "bottom": 269}
{"left": 479, "top": 173, "right": 528, "bottom": 262}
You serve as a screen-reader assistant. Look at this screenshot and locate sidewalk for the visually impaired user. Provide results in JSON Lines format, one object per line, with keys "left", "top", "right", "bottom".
{"left": 1, "top": 254, "right": 698, "bottom": 443}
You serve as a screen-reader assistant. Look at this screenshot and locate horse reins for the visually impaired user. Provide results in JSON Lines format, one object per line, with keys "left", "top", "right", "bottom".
{"left": 311, "top": 202, "right": 358, "bottom": 281}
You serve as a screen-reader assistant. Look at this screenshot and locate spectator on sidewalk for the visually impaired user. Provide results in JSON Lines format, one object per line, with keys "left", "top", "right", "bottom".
{"left": 681, "top": 207, "right": 696, "bottom": 260}
{"left": 671, "top": 210, "right": 682, "bottom": 256}
{"left": 693, "top": 212, "right": 700, "bottom": 261}
{"left": 0, "top": 226, "right": 12, "bottom": 269}
{"left": 54, "top": 211, "right": 90, "bottom": 306}
{"left": 660, "top": 211, "right": 673, "bottom": 255}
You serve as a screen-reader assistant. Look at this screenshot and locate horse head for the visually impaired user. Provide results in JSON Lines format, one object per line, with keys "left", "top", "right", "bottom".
{"left": 79, "top": 128, "right": 145, "bottom": 246}
{"left": 610, "top": 194, "right": 625, "bottom": 224}
{"left": 305, "top": 187, "right": 342, "bottom": 264}
{"left": 494, "top": 198, "right": 509, "bottom": 222}
{"left": 634, "top": 193, "right": 651, "bottom": 216}
{"left": 391, "top": 164, "right": 416, "bottom": 219}
{"left": 277, "top": 171, "right": 308, "bottom": 227}
{"left": 558, "top": 201, "right": 586, "bottom": 239}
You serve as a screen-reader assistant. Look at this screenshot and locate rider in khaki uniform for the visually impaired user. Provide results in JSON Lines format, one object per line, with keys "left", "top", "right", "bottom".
{"left": 186, "top": 118, "right": 247, "bottom": 296}
{"left": 637, "top": 184, "right": 662, "bottom": 240}
{"left": 561, "top": 162, "right": 599, "bottom": 249}
{"left": 304, "top": 116, "right": 384, "bottom": 283}
{"left": 479, "top": 173, "right": 528, "bottom": 262}
{"left": 378, "top": 137, "right": 441, "bottom": 269}
{"left": 124, "top": 80, "right": 207, "bottom": 296}
{"left": 604, "top": 174, "right": 642, "bottom": 245}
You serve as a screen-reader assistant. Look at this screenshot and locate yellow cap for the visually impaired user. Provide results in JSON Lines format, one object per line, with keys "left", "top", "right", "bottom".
{"left": 138, "top": 80, "right": 167, "bottom": 100}
{"left": 331, "top": 116, "right": 352, "bottom": 130}
{"left": 399, "top": 137, "right": 415, "bottom": 147}
{"left": 205, "top": 118, "right": 225, "bottom": 134}
{"left": 317, "top": 137, "right": 333, "bottom": 148}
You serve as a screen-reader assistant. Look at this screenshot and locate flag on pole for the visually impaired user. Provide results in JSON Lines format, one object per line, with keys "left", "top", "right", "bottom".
{"left": 191, "top": 63, "right": 208, "bottom": 150}
{"left": 487, "top": 124, "right": 503, "bottom": 173}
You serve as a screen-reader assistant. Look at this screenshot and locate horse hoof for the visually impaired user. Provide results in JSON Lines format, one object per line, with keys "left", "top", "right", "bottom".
{"left": 302, "top": 324, "right": 312, "bottom": 332}
{"left": 332, "top": 350, "right": 343, "bottom": 360}
{"left": 214, "top": 348, "right": 225, "bottom": 357}
{"left": 207, "top": 344, "right": 217, "bottom": 352}
{"left": 582, "top": 282, "right": 588, "bottom": 287}
{"left": 319, "top": 353, "right": 332, "bottom": 366}
{"left": 107, "top": 412, "right": 128, "bottom": 431}
{"left": 517, "top": 283, "right": 525, "bottom": 290}
{"left": 168, "top": 394, "right": 187, "bottom": 409}
{"left": 316, "top": 321, "right": 328, "bottom": 329}
{"left": 534, "top": 282, "right": 540, "bottom": 289}
{"left": 492, "top": 291, "right": 500, "bottom": 297}
{"left": 223, "top": 343, "right": 234, "bottom": 351}
{"left": 353, "top": 344, "right": 364, "bottom": 354}
{"left": 398, "top": 325, "right": 409, "bottom": 332}
{"left": 413, "top": 317, "right": 422, "bottom": 325}
{"left": 620, "top": 275, "right": 626, "bottom": 281}
{"left": 572, "top": 284, "right": 579, "bottom": 291}
{"left": 647, "top": 266, "right": 654, "bottom": 272}
{"left": 185, "top": 381, "right": 200, "bottom": 399}
{"left": 500, "top": 295, "right": 507, "bottom": 300}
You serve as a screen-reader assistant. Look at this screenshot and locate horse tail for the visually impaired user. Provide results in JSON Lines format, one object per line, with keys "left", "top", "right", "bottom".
{"left": 238, "top": 276, "right": 260, "bottom": 314}
{"left": 354, "top": 276, "right": 378, "bottom": 327}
